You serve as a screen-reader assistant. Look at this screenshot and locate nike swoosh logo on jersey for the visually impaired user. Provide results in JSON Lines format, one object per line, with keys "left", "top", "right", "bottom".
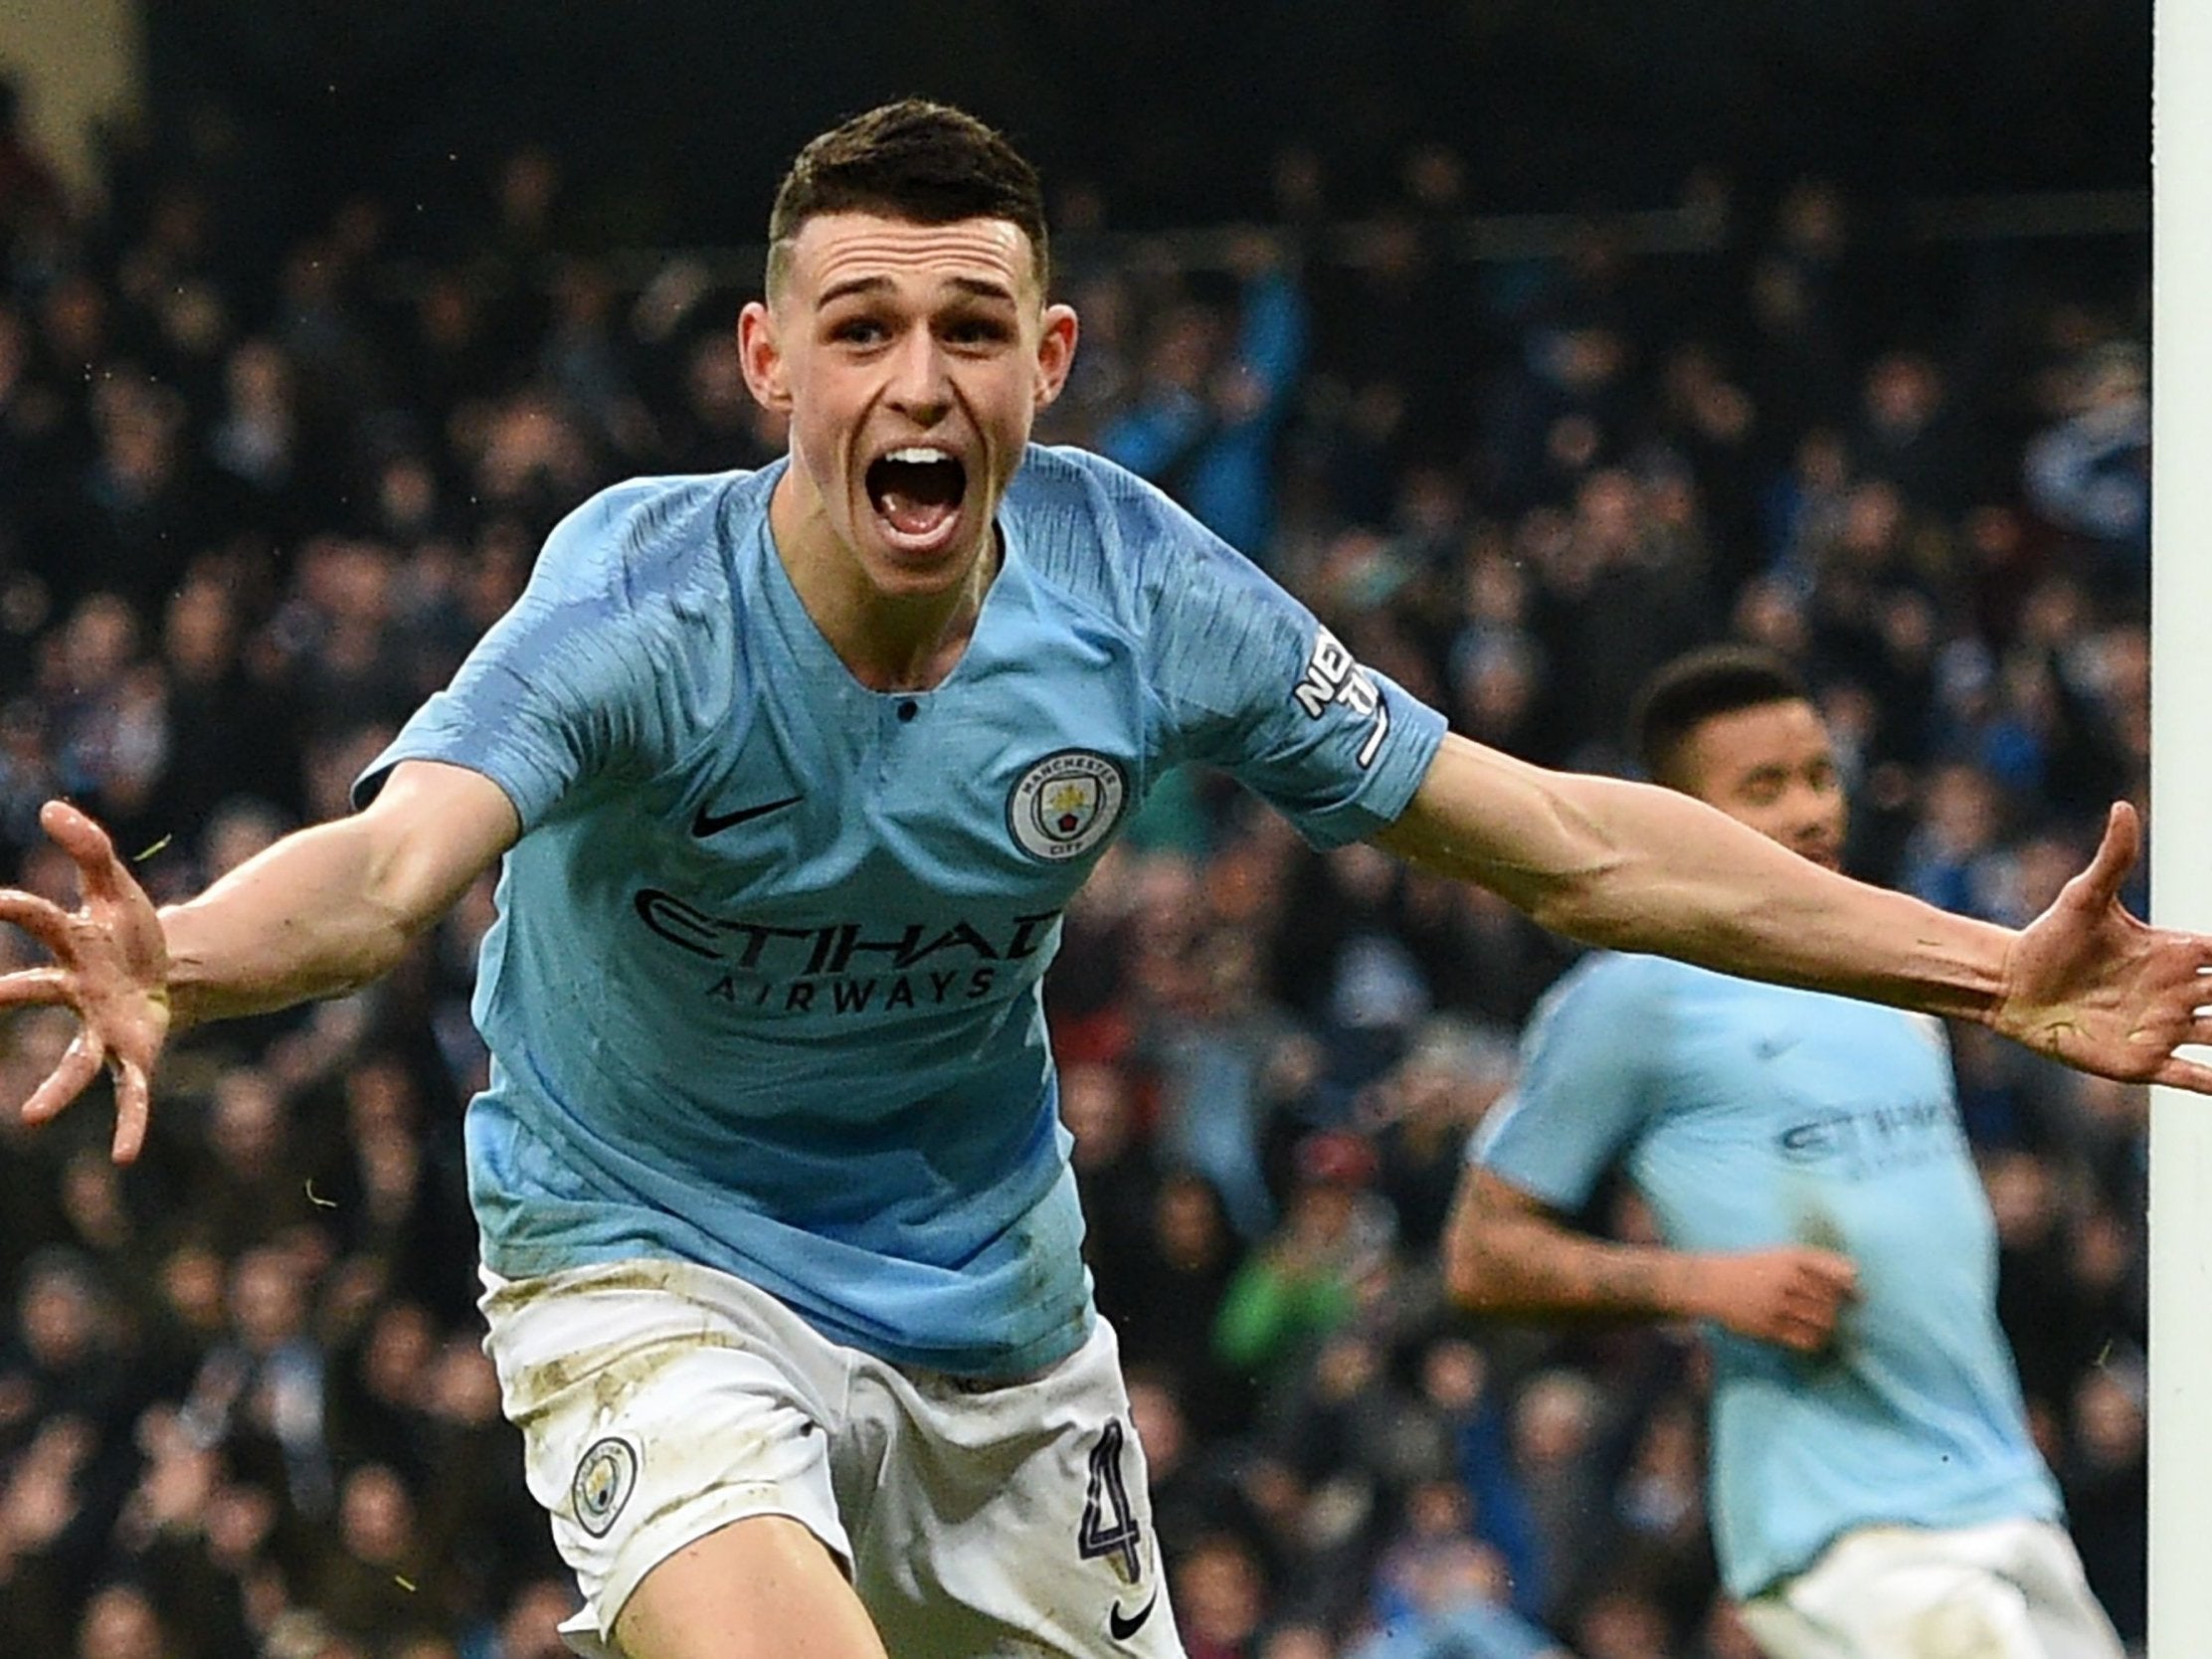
{"left": 690, "top": 794, "right": 804, "bottom": 837}
{"left": 1108, "top": 1589, "right": 1159, "bottom": 1641}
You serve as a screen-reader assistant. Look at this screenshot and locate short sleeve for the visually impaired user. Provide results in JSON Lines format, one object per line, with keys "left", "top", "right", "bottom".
{"left": 1129, "top": 488, "right": 1446, "bottom": 848}
{"left": 1473, "top": 954, "right": 1667, "bottom": 1211}
{"left": 353, "top": 481, "right": 703, "bottom": 827}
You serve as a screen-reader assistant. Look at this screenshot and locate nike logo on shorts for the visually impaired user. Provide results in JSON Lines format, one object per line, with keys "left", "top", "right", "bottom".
{"left": 1108, "top": 1588, "right": 1159, "bottom": 1641}
{"left": 691, "top": 794, "right": 804, "bottom": 837}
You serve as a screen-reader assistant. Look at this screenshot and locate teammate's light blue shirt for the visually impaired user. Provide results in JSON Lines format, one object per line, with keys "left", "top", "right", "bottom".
{"left": 1475, "top": 954, "right": 2061, "bottom": 1598}
{"left": 358, "top": 445, "right": 1444, "bottom": 1378}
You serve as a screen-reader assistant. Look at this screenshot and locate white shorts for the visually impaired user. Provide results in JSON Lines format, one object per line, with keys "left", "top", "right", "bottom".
{"left": 1738, "top": 1517, "right": 2125, "bottom": 1659}
{"left": 479, "top": 1258, "right": 1184, "bottom": 1659}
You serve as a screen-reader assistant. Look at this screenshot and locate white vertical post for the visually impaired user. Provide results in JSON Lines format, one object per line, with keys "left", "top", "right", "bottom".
{"left": 2149, "top": 5, "right": 2212, "bottom": 1651}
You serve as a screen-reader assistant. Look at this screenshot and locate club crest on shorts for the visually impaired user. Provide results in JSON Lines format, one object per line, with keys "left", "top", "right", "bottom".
{"left": 1007, "top": 750, "right": 1126, "bottom": 862}
{"left": 571, "top": 1435, "right": 640, "bottom": 1538}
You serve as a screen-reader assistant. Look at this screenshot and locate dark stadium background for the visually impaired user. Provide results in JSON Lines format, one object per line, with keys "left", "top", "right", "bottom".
{"left": 139, "top": 0, "right": 2149, "bottom": 245}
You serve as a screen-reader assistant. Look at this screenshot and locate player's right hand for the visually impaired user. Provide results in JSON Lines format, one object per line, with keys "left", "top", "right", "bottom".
{"left": 0, "top": 800, "right": 172, "bottom": 1164}
{"left": 1693, "top": 1246, "right": 1859, "bottom": 1354}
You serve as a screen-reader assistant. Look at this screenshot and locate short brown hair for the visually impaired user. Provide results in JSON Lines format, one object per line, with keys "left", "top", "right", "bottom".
{"left": 765, "top": 99, "right": 1049, "bottom": 300}
{"left": 1631, "top": 645, "right": 1812, "bottom": 789}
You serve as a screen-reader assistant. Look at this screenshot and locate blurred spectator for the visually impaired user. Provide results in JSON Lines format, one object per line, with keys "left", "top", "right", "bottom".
{"left": 2063, "top": 1360, "right": 2146, "bottom": 1647}
{"left": 1063, "top": 1058, "right": 1164, "bottom": 1326}
{"left": 1531, "top": 468, "right": 1716, "bottom": 769}
{"left": 1348, "top": 1536, "right": 1567, "bottom": 1659}
{"left": 1508, "top": 1370, "right": 1610, "bottom": 1626}
{"left": 1572, "top": 1584, "right": 1683, "bottom": 1659}
{"left": 1099, "top": 232, "right": 1308, "bottom": 560}
{"left": 2023, "top": 341, "right": 2148, "bottom": 612}
{"left": 1177, "top": 1531, "right": 1273, "bottom": 1659}
{"left": 179, "top": 1244, "right": 333, "bottom": 1520}
{"left": 1214, "top": 1132, "right": 1393, "bottom": 1388}
{"left": 1141, "top": 929, "right": 1309, "bottom": 1242}
{"left": 1119, "top": 1171, "right": 1254, "bottom": 1438}
{"left": 1359, "top": 1016, "right": 1517, "bottom": 1252}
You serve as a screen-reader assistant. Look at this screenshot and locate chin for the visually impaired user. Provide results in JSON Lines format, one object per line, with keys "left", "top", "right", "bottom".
{"left": 861, "top": 532, "right": 985, "bottom": 595}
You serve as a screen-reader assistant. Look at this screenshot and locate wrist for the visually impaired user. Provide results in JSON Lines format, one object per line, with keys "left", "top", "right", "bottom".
{"left": 157, "top": 904, "right": 240, "bottom": 1032}
{"left": 1900, "top": 912, "right": 2013, "bottom": 1026}
{"left": 1656, "top": 1253, "right": 1715, "bottom": 1322}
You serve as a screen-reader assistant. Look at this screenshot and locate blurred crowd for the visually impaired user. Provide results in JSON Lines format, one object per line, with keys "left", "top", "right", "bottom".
{"left": 0, "top": 70, "right": 2154, "bottom": 1659}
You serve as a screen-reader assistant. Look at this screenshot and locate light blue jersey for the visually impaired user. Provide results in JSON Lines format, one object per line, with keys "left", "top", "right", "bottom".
{"left": 1475, "top": 954, "right": 2060, "bottom": 1598}
{"left": 359, "top": 446, "right": 1444, "bottom": 1378}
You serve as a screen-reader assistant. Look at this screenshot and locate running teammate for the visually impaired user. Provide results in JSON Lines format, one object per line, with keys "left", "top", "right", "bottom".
{"left": 1452, "top": 645, "right": 2125, "bottom": 1659}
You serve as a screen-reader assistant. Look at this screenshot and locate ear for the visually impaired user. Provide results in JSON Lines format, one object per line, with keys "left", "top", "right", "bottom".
{"left": 1031, "top": 302, "right": 1079, "bottom": 411}
{"left": 737, "top": 300, "right": 791, "bottom": 413}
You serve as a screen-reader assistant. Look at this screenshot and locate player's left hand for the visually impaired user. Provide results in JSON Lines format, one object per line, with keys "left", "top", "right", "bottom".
{"left": 1996, "top": 801, "right": 2212, "bottom": 1091}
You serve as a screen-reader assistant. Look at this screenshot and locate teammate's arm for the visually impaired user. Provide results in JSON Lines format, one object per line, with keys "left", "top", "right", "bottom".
{"left": 0, "top": 762, "right": 517, "bottom": 1161}
{"left": 1375, "top": 732, "right": 2212, "bottom": 1089}
{"left": 1444, "top": 1167, "right": 1857, "bottom": 1354}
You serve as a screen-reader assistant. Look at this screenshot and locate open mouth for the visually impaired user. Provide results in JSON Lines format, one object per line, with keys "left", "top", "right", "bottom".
{"left": 865, "top": 448, "right": 969, "bottom": 545}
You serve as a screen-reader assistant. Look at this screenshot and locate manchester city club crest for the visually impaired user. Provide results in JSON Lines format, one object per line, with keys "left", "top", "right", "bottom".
{"left": 1007, "top": 750, "right": 1127, "bottom": 862}
{"left": 571, "top": 1435, "right": 640, "bottom": 1539}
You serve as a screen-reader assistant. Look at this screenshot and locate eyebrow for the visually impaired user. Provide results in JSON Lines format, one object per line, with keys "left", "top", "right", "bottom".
{"left": 817, "top": 274, "right": 1018, "bottom": 307}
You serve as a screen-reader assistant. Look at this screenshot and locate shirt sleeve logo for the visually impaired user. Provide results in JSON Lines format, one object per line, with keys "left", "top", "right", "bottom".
{"left": 571, "top": 1435, "right": 641, "bottom": 1538}
{"left": 1292, "top": 626, "right": 1390, "bottom": 768}
{"left": 1008, "top": 750, "right": 1128, "bottom": 862}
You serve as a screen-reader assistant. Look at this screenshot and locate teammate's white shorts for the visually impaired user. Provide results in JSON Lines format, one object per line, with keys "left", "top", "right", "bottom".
{"left": 1737, "top": 1517, "right": 2125, "bottom": 1659}
{"left": 479, "top": 1257, "right": 1184, "bottom": 1658}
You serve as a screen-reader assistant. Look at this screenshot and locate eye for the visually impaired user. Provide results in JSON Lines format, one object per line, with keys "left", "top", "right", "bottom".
{"left": 944, "top": 314, "right": 1014, "bottom": 347}
{"left": 829, "top": 315, "right": 887, "bottom": 346}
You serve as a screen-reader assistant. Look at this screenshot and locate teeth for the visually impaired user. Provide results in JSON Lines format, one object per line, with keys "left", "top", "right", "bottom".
{"left": 885, "top": 447, "right": 954, "bottom": 464}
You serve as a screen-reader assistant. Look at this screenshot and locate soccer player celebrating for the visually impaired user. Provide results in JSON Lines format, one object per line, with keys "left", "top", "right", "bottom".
{"left": 0, "top": 104, "right": 2201, "bottom": 1659}
{"left": 1451, "top": 645, "right": 2125, "bottom": 1659}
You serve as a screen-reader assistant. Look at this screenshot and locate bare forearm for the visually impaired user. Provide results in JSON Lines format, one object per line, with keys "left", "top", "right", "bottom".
{"left": 1381, "top": 738, "right": 2010, "bottom": 1023}
{"left": 160, "top": 819, "right": 445, "bottom": 1028}
{"left": 1446, "top": 1209, "right": 1702, "bottom": 1323}
{"left": 1538, "top": 770, "right": 2010, "bottom": 1021}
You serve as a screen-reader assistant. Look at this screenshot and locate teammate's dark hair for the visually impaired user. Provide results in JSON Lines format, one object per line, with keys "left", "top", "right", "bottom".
{"left": 766, "top": 99, "right": 1048, "bottom": 299}
{"left": 1632, "top": 645, "right": 1813, "bottom": 789}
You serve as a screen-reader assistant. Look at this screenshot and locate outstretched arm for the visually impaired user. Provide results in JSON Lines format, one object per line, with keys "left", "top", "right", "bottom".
{"left": 1445, "top": 1168, "right": 1858, "bottom": 1354}
{"left": 1377, "top": 733, "right": 2212, "bottom": 1089}
{"left": 0, "top": 761, "right": 518, "bottom": 1161}
{"left": 160, "top": 762, "right": 518, "bottom": 1026}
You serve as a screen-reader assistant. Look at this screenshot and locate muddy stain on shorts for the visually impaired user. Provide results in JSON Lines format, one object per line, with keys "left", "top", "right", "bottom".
{"left": 508, "top": 1332, "right": 751, "bottom": 1422}
{"left": 490, "top": 1261, "right": 760, "bottom": 1425}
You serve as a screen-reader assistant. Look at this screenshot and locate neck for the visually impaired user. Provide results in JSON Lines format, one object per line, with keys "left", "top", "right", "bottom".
{"left": 769, "top": 470, "right": 998, "bottom": 691}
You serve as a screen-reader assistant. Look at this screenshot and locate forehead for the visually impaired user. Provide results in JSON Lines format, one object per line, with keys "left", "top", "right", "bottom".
{"left": 1680, "top": 699, "right": 1831, "bottom": 783}
{"left": 780, "top": 212, "right": 1036, "bottom": 304}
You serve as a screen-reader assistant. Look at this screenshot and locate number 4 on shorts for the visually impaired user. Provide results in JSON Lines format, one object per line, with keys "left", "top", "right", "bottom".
{"left": 1078, "top": 1420, "right": 1144, "bottom": 1583}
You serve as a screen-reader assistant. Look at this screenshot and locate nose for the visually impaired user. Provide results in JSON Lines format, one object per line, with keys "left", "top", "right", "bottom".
{"left": 886, "top": 328, "right": 953, "bottom": 426}
{"left": 1782, "top": 780, "right": 1844, "bottom": 847}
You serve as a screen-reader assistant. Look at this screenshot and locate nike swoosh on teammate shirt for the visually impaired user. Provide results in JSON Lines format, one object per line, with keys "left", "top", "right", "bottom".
{"left": 690, "top": 794, "right": 804, "bottom": 837}
{"left": 1108, "top": 1589, "right": 1159, "bottom": 1641}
